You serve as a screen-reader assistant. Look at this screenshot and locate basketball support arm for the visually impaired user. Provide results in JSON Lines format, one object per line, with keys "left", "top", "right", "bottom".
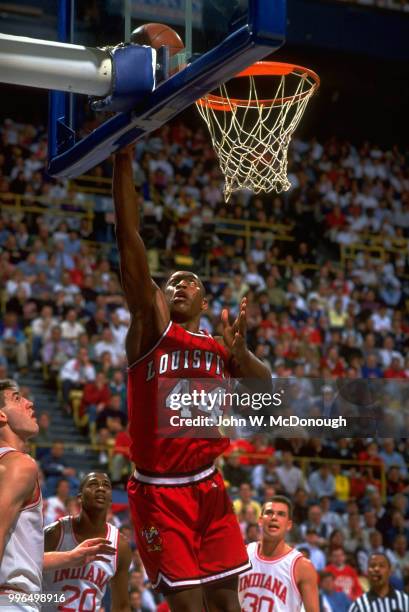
{"left": 0, "top": 33, "right": 155, "bottom": 105}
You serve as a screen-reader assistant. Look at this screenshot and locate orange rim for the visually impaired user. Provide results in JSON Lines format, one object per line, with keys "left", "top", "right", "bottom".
{"left": 197, "top": 61, "right": 320, "bottom": 111}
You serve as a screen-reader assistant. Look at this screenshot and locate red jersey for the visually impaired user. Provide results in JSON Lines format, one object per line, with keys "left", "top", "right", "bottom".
{"left": 324, "top": 564, "right": 363, "bottom": 600}
{"left": 127, "top": 321, "right": 231, "bottom": 474}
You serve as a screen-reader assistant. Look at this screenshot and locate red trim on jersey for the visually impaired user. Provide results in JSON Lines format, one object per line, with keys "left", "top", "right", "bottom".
{"left": 70, "top": 516, "right": 110, "bottom": 545}
{"left": 113, "top": 526, "right": 119, "bottom": 575}
{"left": 70, "top": 516, "right": 81, "bottom": 546}
{"left": 290, "top": 553, "right": 304, "bottom": 599}
{"left": 56, "top": 519, "right": 65, "bottom": 550}
{"left": 22, "top": 481, "right": 41, "bottom": 511}
{"left": 135, "top": 462, "right": 215, "bottom": 479}
{"left": 128, "top": 321, "right": 172, "bottom": 369}
{"left": 256, "top": 544, "right": 297, "bottom": 564}
{"left": 184, "top": 329, "right": 208, "bottom": 337}
{"left": 0, "top": 449, "right": 16, "bottom": 460}
{"left": 152, "top": 559, "right": 252, "bottom": 590}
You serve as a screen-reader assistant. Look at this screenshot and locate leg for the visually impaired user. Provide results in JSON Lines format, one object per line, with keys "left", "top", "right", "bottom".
{"left": 203, "top": 576, "right": 240, "bottom": 612}
{"left": 62, "top": 379, "right": 73, "bottom": 404}
{"left": 165, "top": 586, "right": 204, "bottom": 612}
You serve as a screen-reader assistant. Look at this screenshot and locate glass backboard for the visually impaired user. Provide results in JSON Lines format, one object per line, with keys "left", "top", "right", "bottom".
{"left": 46, "top": 0, "right": 285, "bottom": 177}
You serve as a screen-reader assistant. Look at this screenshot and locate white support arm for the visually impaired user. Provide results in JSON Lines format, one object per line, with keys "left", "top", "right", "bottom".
{"left": 0, "top": 33, "right": 112, "bottom": 96}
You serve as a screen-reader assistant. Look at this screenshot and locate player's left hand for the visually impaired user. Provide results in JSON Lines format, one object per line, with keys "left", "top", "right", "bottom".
{"left": 70, "top": 538, "right": 116, "bottom": 566}
{"left": 221, "top": 297, "right": 248, "bottom": 360}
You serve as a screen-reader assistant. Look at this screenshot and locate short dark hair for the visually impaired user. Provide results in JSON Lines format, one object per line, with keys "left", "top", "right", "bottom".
{"left": 319, "top": 571, "right": 334, "bottom": 582}
{"left": 261, "top": 495, "right": 293, "bottom": 519}
{"left": 79, "top": 471, "right": 111, "bottom": 493}
{"left": 0, "top": 379, "right": 18, "bottom": 409}
{"left": 245, "top": 523, "right": 259, "bottom": 536}
{"left": 369, "top": 552, "right": 391, "bottom": 568}
{"left": 165, "top": 271, "right": 206, "bottom": 298}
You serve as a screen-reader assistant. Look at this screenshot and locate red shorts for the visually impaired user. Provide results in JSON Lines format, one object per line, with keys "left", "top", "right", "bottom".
{"left": 127, "top": 465, "right": 250, "bottom": 591}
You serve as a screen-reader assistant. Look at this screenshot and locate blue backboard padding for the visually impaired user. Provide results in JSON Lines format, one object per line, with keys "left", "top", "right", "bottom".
{"left": 48, "top": 0, "right": 286, "bottom": 178}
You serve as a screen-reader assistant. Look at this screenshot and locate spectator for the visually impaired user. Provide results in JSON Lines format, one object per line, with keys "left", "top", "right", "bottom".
{"left": 297, "top": 529, "right": 327, "bottom": 571}
{"left": 128, "top": 570, "right": 156, "bottom": 611}
{"left": 110, "top": 426, "right": 131, "bottom": 486}
{"left": 34, "top": 411, "right": 52, "bottom": 459}
{"left": 325, "top": 546, "right": 363, "bottom": 600}
{"left": 59, "top": 347, "right": 96, "bottom": 412}
{"left": 43, "top": 478, "right": 70, "bottom": 525}
{"left": 251, "top": 456, "right": 278, "bottom": 492}
{"left": 320, "top": 571, "right": 352, "bottom": 612}
{"left": 223, "top": 450, "right": 251, "bottom": 489}
{"left": 40, "top": 441, "right": 79, "bottom": 494}
{"left": 320, "top": 495, "right": 343, "bottom": 533}
{"left": 0, "top": 311, "right": 28, "bottom": 370}
{"left": 379, "top": 439, "right": 408, "bottom": 478}
{"left": 308, "top": 464, "right": 336, "bottom": 500}
{"left": 275, "top": 450, "right": 308, "bottom": 496}
{"left": 80, "top": 371, "right": 111, "bottom": 425}
{"left": 30, "top": 304, "right": 58, "bottom": 366}
{"left": 96, "top": 394, "right": 127, "bottom": 434}
{"left": 60, "top": 307, "right": 85, "bottom": 343}
{"left": 300, "top": 504, "right": 332, "bottom": 544}
{"left": 129, "top": 589, "right": 151, "bottom": 612}
{"left": 109, "top": 369, "right": 127, "bottom": 413}
{"left": 232, "top": 483, "right": 262, "bottom": 520}
{"left": 393, "top": 535, "right": 409, "bottom": 580}
{"left": 94, "top": 327, "right": 124, "bottom": 367}
{"left": 42, "top": 325, "right": 75, "bottom": 383}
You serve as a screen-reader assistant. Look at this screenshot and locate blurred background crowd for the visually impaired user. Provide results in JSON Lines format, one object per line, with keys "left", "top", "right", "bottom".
{"left": 1, "top": 115, "right": 409, "bottom": 610}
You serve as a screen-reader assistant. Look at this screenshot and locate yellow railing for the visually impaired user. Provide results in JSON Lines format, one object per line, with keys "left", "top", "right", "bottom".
{"left": 298, "top": 455, "right": 387, "bottom": 501}
{"left": 28, "top": 442, "right": 387, "bottom": 501}
{"left": 0, "top": 192, "right": 95, "bottom": 220}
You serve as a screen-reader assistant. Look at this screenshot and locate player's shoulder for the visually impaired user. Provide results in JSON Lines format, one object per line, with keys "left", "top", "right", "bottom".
{"left": 293, "top": 553, "right": 317, "bottom": 581}
{"left": 44, "top": 517, "right": 65, "bottom": 552}
{"left": 0, "top": 450, "right": 37, "bottom": 479}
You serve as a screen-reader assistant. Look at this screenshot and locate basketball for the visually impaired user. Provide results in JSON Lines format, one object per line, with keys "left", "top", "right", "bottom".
{"left": 131, "top": 23, "right": 184, "bottom": 57}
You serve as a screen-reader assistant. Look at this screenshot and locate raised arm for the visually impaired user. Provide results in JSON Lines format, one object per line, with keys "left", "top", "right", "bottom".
{"left": 219, "top": 298, "right": 272, "bottom": 381}
{"left": 0, "top": 453, "right": 38, "bottom": 563}
{"left": 113, "top": 148, "right": 169, "bottom": 363}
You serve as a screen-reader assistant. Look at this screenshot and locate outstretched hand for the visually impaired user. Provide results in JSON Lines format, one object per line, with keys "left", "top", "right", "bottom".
{"left": 221, "top": 297, "right": 248, "bottom": 361}
{"left": 70, "top": 538, "right": 116, "bottom": 567}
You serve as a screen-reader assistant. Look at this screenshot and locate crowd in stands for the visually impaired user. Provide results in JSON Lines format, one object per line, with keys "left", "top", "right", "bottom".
{"left": 1, "top": 116, "right": 409, "bottom": 610}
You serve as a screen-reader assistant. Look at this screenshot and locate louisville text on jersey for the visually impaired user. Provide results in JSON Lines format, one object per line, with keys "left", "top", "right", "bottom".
{"left": 145, "top": 350, "right": 226, "bottom": 381}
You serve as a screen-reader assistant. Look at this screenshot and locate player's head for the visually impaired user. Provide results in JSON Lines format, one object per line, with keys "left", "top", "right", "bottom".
{"left": 259, "top": 496, "right": 293, "bottom": 541}
{"left": 78, "top": 472, "right": 112, "bottom": 513}
{"left": 0, "top": 379, "right": 38, "bottom": 440}
{"left": 164, "top": 271, "right": 207, "bottom": 322}
{"left": 330, "top": 546, "right": 346, "bottom": 567}
{"left": 368, "top": 553, "right": 391, "bottom": 591}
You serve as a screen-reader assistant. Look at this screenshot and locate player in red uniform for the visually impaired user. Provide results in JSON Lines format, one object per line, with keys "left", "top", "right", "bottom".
{"left": 113, "top": 146, "right": 271, "bottom": 611}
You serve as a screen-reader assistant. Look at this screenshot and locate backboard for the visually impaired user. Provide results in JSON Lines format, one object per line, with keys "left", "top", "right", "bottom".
{"left": 47, "top": 0, "right": 286, "bottom": 178}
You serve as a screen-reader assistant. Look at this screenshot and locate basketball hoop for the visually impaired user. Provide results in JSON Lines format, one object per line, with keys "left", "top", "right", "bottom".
{"left": 196, "top": 61, "right": 320, "bottom": 202}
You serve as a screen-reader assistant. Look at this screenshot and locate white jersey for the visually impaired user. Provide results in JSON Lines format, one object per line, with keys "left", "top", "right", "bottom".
{"left": 0, "top": 446, "right": 43, "bottom": 595}
{"left": 42, "top": 515, "right": 119, "bottom": 611}
{"left": 239, "top": 542, "right": 304, "bottom": 612}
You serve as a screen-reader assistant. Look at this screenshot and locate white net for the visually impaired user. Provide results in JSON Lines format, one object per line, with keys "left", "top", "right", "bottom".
{"left": 196, "top": 64, "right": 319, "bottom": 202}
